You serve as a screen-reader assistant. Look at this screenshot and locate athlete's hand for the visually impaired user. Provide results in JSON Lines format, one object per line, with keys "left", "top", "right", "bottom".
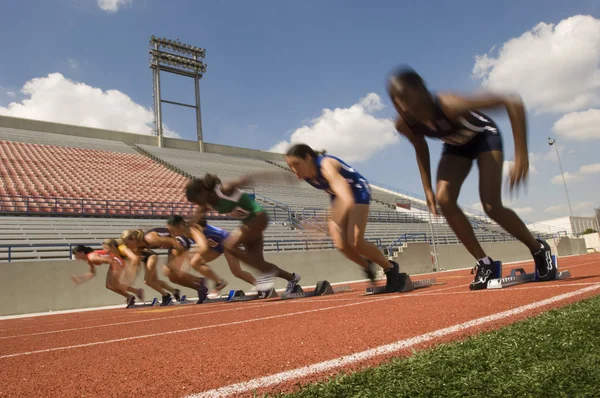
{"left": 71, "top": 275, "right": 82, "bottom": 284}
{"left": 425, "top": 190, "right": 438, "bottom": 216}
{"left": 509, "top": 152, "right": 529, "bottom": 193}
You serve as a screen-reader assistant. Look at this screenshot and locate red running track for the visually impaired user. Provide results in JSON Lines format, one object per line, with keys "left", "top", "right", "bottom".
{"left": 1, "top": 253, "right": 599, "bottom": 397}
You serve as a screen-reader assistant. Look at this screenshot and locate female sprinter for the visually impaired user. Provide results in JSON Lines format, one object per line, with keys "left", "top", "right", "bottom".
{"left": 386, "top": 66, "right": 555, "bottom": 290}
{"left": 120, "top": 228, "right": 209, "bottom": 305}
{"left": 167, "top": 216, "right": 257, "bottom": 290}
{"left": 164, "top": 215, "right": 228, "bottom": 294}
{"left": 185, "top": 173, "right": 301, "bottom": 295}
{"left": 116, "top": 237, "right": 177, "bottom": 305}
{"left": 71, "top": 244, "right": 143, "bottom": 308}
{"left": 284, "top": 144, "right": 401, "bottom": 292}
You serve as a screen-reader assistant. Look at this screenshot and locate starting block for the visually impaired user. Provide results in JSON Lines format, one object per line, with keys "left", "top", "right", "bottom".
{"left": 229, "top": 288, "right": 278, "bottom": 302}
{"left": 487, "top": 255, "right": 571, "bottom": 289}
{"left": 280, "top": 280, "right": 351, "bottom": 300}
{"left": 365, "top": 273, "right": 436, "bottom": 295}
{"left": 196, "top": 289, "right": 246, "bottom": 304}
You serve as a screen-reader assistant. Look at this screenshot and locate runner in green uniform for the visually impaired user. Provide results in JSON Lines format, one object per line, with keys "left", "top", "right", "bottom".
{"left": 185, "top": 173, "right": 302, "bottom": 296}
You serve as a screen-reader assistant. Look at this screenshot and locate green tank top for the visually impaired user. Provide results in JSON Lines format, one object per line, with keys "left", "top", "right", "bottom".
{"left": 212, "top": 186, "right": 264, "bottom": 220}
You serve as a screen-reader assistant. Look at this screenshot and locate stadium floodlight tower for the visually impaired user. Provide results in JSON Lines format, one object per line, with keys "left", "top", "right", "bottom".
{"left": 149, "top": 36, "right": 207, "bottom": 150}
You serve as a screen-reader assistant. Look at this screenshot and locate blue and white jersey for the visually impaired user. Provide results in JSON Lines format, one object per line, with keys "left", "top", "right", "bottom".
{"left": 304, "top": 155, "right": 371, "bottom": 204}
{"left": 202, "top": 224, "right": 229, "bottom": 254}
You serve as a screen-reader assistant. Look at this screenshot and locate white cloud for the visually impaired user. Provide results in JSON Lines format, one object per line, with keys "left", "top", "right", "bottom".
{"left": 503, "top": 160, "right": 538, "bottom": 176}
{"left": 67, "top": 58, "right": 79, "bottom": 70}
{"left": 0, "top": 73, "right": 178, "bottom": 137}
{"left": 545, "top": 201, "right": 596, "bottom": 215}
{"left": 473, "top": 15, "right": 600, "bottom": 113}
{"left": 468, "top": 201, "right": 533, "bottom": 216}
{"left": 514, "top": 207, "right": 534, "bottom": 215}
{"left": 551, "top": 162, "right": 600, "bottom": 184}
{"left": 6, "top": 91, "right": 16, "bottom": 98}
{"left": 551, "top": 171, "right": 584, "bottom": 184}
{"left": 553, "top": 108, "right": 600, "bottom": 140}
{"left": 530, "top": 145, "right": 567, "bottom": 162}
{"left": 97, "top": 0, "right": 133, "bottom": 12}
{"left": 270, "top": 93, "right": 398, "bottom": 163}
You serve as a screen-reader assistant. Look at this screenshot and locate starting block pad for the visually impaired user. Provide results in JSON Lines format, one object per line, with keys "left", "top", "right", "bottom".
{"left": 280, "top": 280, "right": 351, "bottom": 300}
{"left": 365, "top": 273, "right": 436, "bottom": 295}
{"left": 128, "top": 297, "right": 159, "bottom": 308}
{"left": 201, "top": 289, "right": 245, "bottom": 304}
{"left": 228, "top": 288, "right": 278, "bottom": 303}
{"left": 487, "top": 255, "right": 570, "bottom": 289}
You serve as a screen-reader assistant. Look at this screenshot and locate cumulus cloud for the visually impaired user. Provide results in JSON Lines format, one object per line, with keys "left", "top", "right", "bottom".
{"left": 97, "top": 0, "right": 133, "bottom": 12}
{"left": 503, "top": 160, "right": 538, "bottom": 176}
{"left": 545, "top": 201, "right": 596, "bottom": 215}
{"left": 553, "top": 108, "right": 600, "bottom": 140}
{"left": 473, "top": 15, "right": 600, "bottom": 113}
{"left": 269, "top": 93, "right": 398, "bottom": 163}
{"left": 551, "top": 162, "right": 600, "bottom": 184}
{"left": 514, "top": 207, "right": 534, "bottom": 216}
{"left": 0, "top": 73, "right": 178, "bottom": 137}
{"left": 469, "top": 201, "right": 533, "bottom": 216}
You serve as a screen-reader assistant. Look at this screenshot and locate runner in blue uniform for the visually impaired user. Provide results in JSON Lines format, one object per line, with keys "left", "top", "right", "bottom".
{"left": 166, "top": 216, "right": 257, "bottom": 290}
{"left": 386, "top": 66, "right": 555, "bottom": 290}
{"left": 285, "top": 143, "right": 401, "bottom": 292}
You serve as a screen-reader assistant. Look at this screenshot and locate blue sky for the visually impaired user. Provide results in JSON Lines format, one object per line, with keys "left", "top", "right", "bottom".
{"left": 0, "top": 0, "right": 599, "bottom": 222}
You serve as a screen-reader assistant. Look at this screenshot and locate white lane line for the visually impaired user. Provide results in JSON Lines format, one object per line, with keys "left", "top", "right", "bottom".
{"left": 0, "top": 301, "right": 286, "bottom": 340}
{"left": 0, "top": 293, "right": 411, "bottom": 359}
{"left": 185, "top": 284, "right": 600, "bottom": 398}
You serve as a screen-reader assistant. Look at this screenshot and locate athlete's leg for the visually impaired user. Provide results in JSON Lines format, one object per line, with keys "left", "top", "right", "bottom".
{"left": 105, "top": 269, "right": 133, "bottom": 300}
{"left": 189, "top": 250, "right": 225, "bottom": 286}
{"left": 223, "top": 251, "right": 256, "bottom": 285}
{"left": 163, "top": 252, "right": 206, "bottom": 290}
{"left": 223, "top": 213, "right": 295, "bottom": 281}
{"left": 328, "top": 199, "right": 368, "bottom": 267}
{"left": 436, "top": 154, "right": 487, "bottom": 260}
{"left": 477, "top": 150, "right": 541, "bottom": 251}
{"left": 347, "top": 204, "right": 392, "bottom": 270}
{"left": 143, "top": 255, "right": 173, "bottom": 296}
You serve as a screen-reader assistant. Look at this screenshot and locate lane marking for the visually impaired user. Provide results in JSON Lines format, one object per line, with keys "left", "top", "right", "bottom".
{"left": 0, "top": 293, "right": 414, "bottom": 359}
{"left": 186, "top": 284, "right": 600, "bottom": 398}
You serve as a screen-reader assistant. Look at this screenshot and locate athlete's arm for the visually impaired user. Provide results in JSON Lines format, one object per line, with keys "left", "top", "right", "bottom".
{"left": 320, "top": 157, "right": 355, "bottom": 225}
{"left": 188, "top": 226, "right": 210, "bottom": 254}
{"left": 395, "top": 118, "right": 437, "bottom": 215}
{"left": 439, "top": 92, "right": 529, "bottom": 190}
{"left": 118, "top": 244, "right": 141, "bottom": 268}
{"left": 144, "top": 232, "right": 181, "bottom": 250}
{"left": 221, "top": 171, "right": 295, "bottom": 194}
{"left": 72, "top": 260, "right": 97, "bottom": 284}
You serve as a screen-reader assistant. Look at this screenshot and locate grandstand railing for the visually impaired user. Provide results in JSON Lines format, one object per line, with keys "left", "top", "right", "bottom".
{"left": 387, "top": 233, "right": 428, "bottom": 253}
{"left": 0, "top": 237, "right": 385, "bottom": 262}
{"left": 0, "top": 194, "right": 570, "bottom": 241}
{"left": 0, "top": 230, "right": 569, "bottom": 262}
{"left": 0, "top": 194, "right": 427, "bottom": 224}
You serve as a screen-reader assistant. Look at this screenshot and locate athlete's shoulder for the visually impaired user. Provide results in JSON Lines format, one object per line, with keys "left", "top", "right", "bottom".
{"left": 319, "top": 155, "right": 341, "bottom": 172}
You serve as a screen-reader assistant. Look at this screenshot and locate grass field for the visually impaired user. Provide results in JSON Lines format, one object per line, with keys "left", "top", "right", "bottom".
{"left": 274, "top": 295, "right": 600, "bottom": 398}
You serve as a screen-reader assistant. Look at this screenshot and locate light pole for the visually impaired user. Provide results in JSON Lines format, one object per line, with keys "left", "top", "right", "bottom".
{"left": 149, "top": 36, "right": 207, "bottom": 151}
{"left": 548, "top": 137, "right": 574, "bottom": 218}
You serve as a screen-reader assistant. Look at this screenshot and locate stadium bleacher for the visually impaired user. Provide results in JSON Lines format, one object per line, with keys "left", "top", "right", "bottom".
{"left": 0, "top": 124, "right": 564, "bottom": 263}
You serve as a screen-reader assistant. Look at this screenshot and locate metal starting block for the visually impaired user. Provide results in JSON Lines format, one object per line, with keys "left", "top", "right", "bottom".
{"left": 201, "top": 289, "right": 244, "bottom": 304}
{"left": 365, "top": 273, "right": 436, "bottom": 295}
{"left": 280, "top": 280, "right": 350, "bottom": 300}
{"left": 487, "top": 255, "right": 571, "bottom": 289}
{"left": 229, "top": 287, "right": 278, "bottom": 302}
